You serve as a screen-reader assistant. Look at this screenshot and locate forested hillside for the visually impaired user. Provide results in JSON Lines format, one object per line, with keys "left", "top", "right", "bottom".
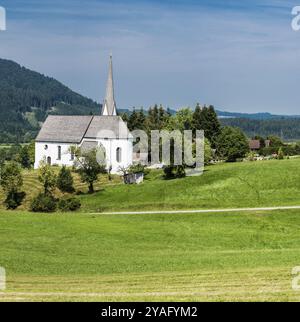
{"left": 221, "top": 118, "right": 300, "bottom": 141}
{"left": 0, "top": 59, "right": 100, "bottom": 143}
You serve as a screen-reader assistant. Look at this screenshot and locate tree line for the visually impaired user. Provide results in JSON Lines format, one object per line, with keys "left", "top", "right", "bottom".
{"left": 221, "top": 117, "right": 300, "bottom": 141}
{"left": 121, "top": 104, "right": 250, "bottom": 167}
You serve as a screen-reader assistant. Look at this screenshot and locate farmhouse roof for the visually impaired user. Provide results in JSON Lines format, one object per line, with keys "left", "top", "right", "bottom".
{"left": 249, "top": 140, "right": 261, "bottom": 150}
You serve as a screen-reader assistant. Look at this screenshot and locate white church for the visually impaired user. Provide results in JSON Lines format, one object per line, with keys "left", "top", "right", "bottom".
{"left": 34, "top": 56, "right": 133, "bottom": 174}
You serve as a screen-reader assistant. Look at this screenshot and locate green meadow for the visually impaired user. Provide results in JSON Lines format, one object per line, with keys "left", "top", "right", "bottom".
{"left": 1, "top": 158, "right": 300, "bottom": 301}
{"left": 0, "top": 210, "right": 300, "bottom": 301}
{"left": 1, "top": 158, "right": 300, "bottom": 212}
{"left": 79, "top": 158, "right": 300, "bottom": 212}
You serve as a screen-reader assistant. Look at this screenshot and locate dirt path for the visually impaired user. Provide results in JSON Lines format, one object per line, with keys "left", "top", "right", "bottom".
{"left": 91, "top": 205, "right": 300, "bottom": 215}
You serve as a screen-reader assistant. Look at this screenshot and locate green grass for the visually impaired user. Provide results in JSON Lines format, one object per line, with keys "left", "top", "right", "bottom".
{"left": 0, "top": 209, "right": 300, "bottom": 301}
{"left": 79, "top": 158, "right": 300, "bottom": 212}
{"left": 0, "top": 169, "right": 122, "bottom": 210}
{"left": 1, "top": 158, "right": 300, "bottom": 213}
{"left": 1, "top": 159, "right": 300, "bottom": 301}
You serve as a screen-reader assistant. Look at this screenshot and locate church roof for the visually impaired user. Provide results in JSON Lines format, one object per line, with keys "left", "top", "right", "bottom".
{"left": 85, "top": 116, "right": 131, "bottom": 139}
{"left": 80, "top": 140, "right": 98, "bottom": 153}
{"left": 36, "top": 115, "right": 93, "bottom": 143}
{"left": 36, "top": 115, "right": 131, "bottom": 143}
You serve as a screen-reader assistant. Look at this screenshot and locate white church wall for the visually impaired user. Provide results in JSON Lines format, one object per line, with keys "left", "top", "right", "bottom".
{"left": 34, "top": 142, "right": 74, "bottom": 169}
{"left": 106, "top": 138, "right": 133, "bottom": 174}
{"left": 81, "top": 138, "right": 133, "bottom": 174}
{"left": 35, "top": 139, "right": 133, "bottom": 174}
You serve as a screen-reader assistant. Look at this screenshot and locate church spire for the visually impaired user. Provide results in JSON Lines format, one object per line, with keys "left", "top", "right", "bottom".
{"left": 101, "top": 54, "right": 117, "bottom": 116}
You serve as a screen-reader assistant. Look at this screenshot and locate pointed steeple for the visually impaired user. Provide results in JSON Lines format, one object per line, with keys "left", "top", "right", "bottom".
{"left": 101, "top": 54, "right": 117, "bottom": 116}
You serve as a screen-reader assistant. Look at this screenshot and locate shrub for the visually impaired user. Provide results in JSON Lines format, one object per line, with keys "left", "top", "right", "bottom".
{"left": 0, "top": 161, "right": 25, "bottom": 209}
{"left": 57, "top": 166, "right": 75, "bottom": 193}
{"left": 278, "top": 147, "right": 284, "bottom": 160}
{"left": 4, "top": 192, "right": 26, "bottom": 210}
{"left": 58, "top": 197, "right": 81, "bottom": 212}
{"left": 163, "top": 165, "right": 186, "bottom": 179}
{"left": 216, "top": 127, "right": 249, "bottom": 162}
{"left": 38, "top": 159, "right": 57, "bottom": 195}
{"left": 129, "top": 164, "right": 150, "bottom": 176}
{"left": 30, "top": 193, "right": 57, "bottom": 213}
{"left": 163, "top": 165, "right": 174, "bottom": 179}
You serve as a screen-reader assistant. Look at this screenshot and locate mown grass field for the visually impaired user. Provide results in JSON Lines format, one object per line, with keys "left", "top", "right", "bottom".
{"left": 0, "top": 209, "right": 300, "bottom": 301}
{"left": 79, "top": 158, "right": 300, "bottom": 212}
{"left": 1, "top": 158, "right": 300, "bottom": 301}
{"left": 1, "top": 158, "right": 299, "bottom": 212}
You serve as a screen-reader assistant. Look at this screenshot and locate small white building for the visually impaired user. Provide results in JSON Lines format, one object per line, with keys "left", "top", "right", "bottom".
{"left": 34, "top": 56, "right": 133, "bottom": 174}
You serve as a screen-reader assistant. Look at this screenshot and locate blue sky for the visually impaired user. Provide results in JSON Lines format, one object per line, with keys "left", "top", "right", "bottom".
{"left": 0, "top": 0, "right": 300, "bottom": 114}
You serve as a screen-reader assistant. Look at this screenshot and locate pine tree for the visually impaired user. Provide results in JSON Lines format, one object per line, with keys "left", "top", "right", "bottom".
{"left": 120, "top": 112, "right": 129, "bottom": 124}
{"left": 147, "top": 105, "right": 159, "bottom": 130}
{"left": 128, "top": 107, "right": 139, "bottom": 131}
{"left": 137, "top": 108, "right": 146, "bottom": 130}
{"left": 192, "top": 103, "right": 203, "bottom": 132}
{"left": 57, "top": 166, "right": 75, "bottom": 193}
{"left": 158, "top": 105, "right": 170, "bottom": 130}
{"left": 18, "top": 145, "right": 32, "bottom": 169}
{"left": 194, "top": 105, "right": 221, "bottom": 148}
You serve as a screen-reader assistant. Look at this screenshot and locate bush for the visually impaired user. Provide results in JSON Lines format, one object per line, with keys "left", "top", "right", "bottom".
{"left": 175, "top": 165, "right": 186, "bottom": 178}
{"left": 58, "top": 197, "right": 81, "bottom": 212}
{"left": 216, "top": 127, "right": 249, "bottom": 162}
{"left": 278, "top": 147, "right": 284, "bottom": 160}
{"left": 30, "top": 193, "right": 57, "bottom": 213}
{"left": 4, "top": 192, "right": 26, "bottom": 210}
{"left": 163, "top": 165, "right": 186, "bottom": 179}
{"left": 163, "top": 165, "right": 174, "bottom": 179}
{"left": 0, "top": 161, "right": 24, "bottom": 209}
{"left": 57, "top": 166, "right": 75, "bottom": 193}
{"left": 128, "top": 164, "right": 150, "bottom": 176}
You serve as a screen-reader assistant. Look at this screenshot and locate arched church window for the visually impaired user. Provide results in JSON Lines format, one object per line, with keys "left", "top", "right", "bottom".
{"left": 57, "top": 146, "right": 61, "bottom": 160}
{"left": 116, "top": 147, "right": 122, "bottom": 163}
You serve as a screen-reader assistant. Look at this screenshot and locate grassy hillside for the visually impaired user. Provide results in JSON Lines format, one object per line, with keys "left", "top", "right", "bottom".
{"left": 0, "top": 168, "right": 122, "bottom": 211}
{"left": 79, "top": 158, "right": 300, "bottom": 212}
{"left": 1, "top": 158, "right": 300, "bottom": 212}
{"left": 1, "top": 159, "right": 300, "bottom": 301}
{"left": 0, "top": 209, "right": 300, "bottom": 301}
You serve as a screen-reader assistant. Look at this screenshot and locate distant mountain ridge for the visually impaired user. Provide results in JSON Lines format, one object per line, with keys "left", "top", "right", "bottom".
{"left": 0, "top": 58, "right": 101, "bottom": 143}
{"left": 120, "top": 108, "right": 300, "bottom": 120}
{"left": 216, "top": 110, "right": 300, "bottom": 120}
{"left": 1, "top": 58, "right": 300, "bottom": 143}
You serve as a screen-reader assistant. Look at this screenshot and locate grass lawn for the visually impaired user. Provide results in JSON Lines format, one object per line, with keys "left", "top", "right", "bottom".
{"left": 1, "top": 158, "right": 300, "bottom": 213}
{"left": 1, "top": 158, "right": 300, "bottom": 301}
{"left": 79, "top": 158, "right": 300, "bottom": 212}
{"left": 0, "top": 209, "right": 300, "bottom": 301}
